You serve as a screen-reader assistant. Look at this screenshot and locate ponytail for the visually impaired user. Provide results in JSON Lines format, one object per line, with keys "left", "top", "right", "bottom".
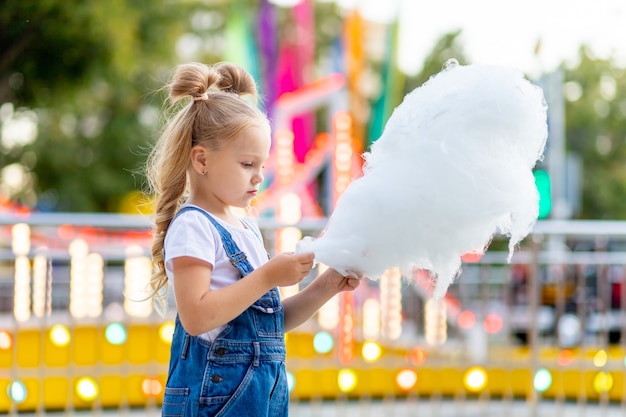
{"left": 145, "top": 62, "right": 269, "bottom": 314}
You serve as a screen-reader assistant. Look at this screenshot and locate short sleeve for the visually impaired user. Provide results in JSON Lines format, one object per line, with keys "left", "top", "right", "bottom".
{"left": 164, "top": 211, "right": 219, "bottom": 273}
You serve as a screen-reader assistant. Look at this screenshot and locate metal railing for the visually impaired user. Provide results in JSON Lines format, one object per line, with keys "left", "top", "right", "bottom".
{"left": 0, "top": 213, "right": 625, "bottom": 416}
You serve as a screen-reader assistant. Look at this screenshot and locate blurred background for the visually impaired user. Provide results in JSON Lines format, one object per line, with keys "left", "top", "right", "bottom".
{"left": 1, "top": 0, "right": 626, "bottom": 415}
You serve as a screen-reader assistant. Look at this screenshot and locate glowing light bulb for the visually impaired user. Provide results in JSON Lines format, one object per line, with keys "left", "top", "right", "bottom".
{"left": 362, "top": 298, "right": 381, "bottom": 340}
{"left": 457, "top": 310, "right": 476, "bottom": 329}
{"left": 75, "top": 377, "right": 98, "bottom": 401}
{"left": 159, "top": 322, "right": 175, "bottom": 344}
{"left": 337, "top": 369, "right": 358, "bottom": 393}
{"left": 533, "top": 368, "right": 552, "bottom": 392}
{"left": 141, "top": 378, "right": 163, "bottom": 397}
{"left": 557, "top": 349, "right": 575, "bottom": 367}
{"left": 8, "top": 381, "right": 27, "bottom": 403}
{"left": 49, "top": 324, "right": 71, "bottom": 347}
{"left": 405, "top": 347, "right": 427, "bottom": 366}
{"left": 593, "top": 372, "right": 613, "bottom": 393}
{"left": 11, "top": 223, "right": 30, "bottom": 256}
{"left": 483, "top": 313, "right": 503, "bottom": 334}
{"left": 105, "top": 323, "right": 127, "bottom": 345}
{"left": 318, "top": 291, "right": 339, "bottom": 330}
{"left": 286, "top": 371, "right": 295, "bottom": 392}
{"left": 124, "top": 245, "right": 153, "bottom": 317}
{"left": 313, "top": 331, "right": 334, "bottom": 354}
{"left": 593, "top": 350, "right": 608, "bottom": 368}
{"left": 362, "top": 341, "right": 382, "bottom": 363}
{"left": 396, "top": 369, "right": 418, "bottom": 391}
{"left": 0, "top": 330, "right": 12, "bottom": 350}
{"left": 464, "top": 366, "right": 487, "bottom": 392}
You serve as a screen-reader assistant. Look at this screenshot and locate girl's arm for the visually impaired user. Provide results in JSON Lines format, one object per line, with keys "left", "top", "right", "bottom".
{"left": 282, "top": 268, "right": 361, "bottom": 332}
{"left": 173, "top": 252, "right": 314, "bottom": 336}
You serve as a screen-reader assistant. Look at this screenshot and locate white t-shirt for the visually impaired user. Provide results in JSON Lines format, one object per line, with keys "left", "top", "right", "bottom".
{"left": 164, "top": 205, "right": 269, "bottom": 341}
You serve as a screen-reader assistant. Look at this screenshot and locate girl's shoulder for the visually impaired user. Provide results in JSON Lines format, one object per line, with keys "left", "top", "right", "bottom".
{"left": 167, "top": 206, "right": 222, "bottom": 242}
{"left": 172, "top": 205, "right": 257, "bottom": 239}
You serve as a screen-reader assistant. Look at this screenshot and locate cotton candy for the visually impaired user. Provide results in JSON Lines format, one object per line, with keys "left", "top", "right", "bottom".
{"left": 296, "top": 60, "right": 548, "bottom": 299}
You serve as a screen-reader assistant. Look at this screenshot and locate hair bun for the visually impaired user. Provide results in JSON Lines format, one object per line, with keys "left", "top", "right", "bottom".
{"left": 169, "top": 62, "right": 219, "bottom": 102}
{"left": 214, "top": 63, "right": 257, "bottom": 100}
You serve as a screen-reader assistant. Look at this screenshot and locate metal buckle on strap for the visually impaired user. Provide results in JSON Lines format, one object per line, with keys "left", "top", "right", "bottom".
{"left": 229, "top": 251, "right": 247, "bottom": 266}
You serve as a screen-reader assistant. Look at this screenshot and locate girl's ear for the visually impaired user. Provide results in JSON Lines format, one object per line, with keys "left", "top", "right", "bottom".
{"left": 190, "top": 145, "right": 208, "bottom": 175}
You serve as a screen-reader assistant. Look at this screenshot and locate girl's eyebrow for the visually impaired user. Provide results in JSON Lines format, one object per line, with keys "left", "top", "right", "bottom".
{"left": 237, "top": 151, "right": 268, "bottom": 160}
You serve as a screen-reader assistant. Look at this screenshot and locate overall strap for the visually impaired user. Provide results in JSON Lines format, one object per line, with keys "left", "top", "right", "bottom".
{"left": 173, "top": 206, "right": 255, "bottom": 277}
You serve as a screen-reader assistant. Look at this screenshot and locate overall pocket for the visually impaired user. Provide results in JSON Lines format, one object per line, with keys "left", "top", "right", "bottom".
{"left": 200, "top": 362, "right": 256, "bottom": 416}
{"left": 161, "top": 387, "right": 190, "bottom": 417}
{"left": 250, "top": 288, "right": 282, "bottom": 313}
{"left": 250, "top": 289, "right": 284, "bottom": 337}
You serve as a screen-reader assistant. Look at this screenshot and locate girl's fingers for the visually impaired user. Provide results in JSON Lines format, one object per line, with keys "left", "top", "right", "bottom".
{"left": 337, "top": 276, "right": 349, "bottom": 289}
{"left": 296, "top": 252, "right": 315, "bottom": 262}
{"left": 341, "top": 277, "right": 360, "bottom": 291}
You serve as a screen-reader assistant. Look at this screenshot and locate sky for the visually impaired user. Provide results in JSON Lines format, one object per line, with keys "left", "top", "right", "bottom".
{"left": 350, "top": 0, "right": 626, "bottom": 77}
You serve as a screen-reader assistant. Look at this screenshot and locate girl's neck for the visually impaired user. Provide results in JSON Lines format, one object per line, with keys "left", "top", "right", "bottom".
{"left": 186, "top": 199, "right": 245, "bottom": 228}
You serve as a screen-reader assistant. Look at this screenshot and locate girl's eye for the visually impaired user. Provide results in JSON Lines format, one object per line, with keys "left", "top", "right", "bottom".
{"left": 242, "top": 162, "right": 253, "bottom": 168}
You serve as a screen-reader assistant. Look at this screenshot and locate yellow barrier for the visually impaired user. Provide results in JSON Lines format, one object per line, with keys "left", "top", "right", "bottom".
{"left": 1, "top": 323, "right": 625, "bottom": 412}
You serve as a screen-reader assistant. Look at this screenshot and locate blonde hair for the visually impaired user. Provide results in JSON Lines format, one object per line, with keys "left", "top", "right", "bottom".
{"left": 146, "top": 62, "right": 269, "bottom": 313}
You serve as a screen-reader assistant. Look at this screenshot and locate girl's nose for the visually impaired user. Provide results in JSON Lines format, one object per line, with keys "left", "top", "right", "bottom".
{"left": 253, "top": 169, "right": 264, "bottom": 184}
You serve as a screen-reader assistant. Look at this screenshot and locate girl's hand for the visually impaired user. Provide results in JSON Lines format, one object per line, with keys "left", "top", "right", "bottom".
{"left": 323, "top": 268, "right": 362, "bottom": 293}
{"left": 258, "top": 252, "right": 315, "bottom": 287}
{"left": 281, "top": 266, "right": 363, "bottom": 332}
{"left": 336, "top": 274, "right": 361, "bottom": 292}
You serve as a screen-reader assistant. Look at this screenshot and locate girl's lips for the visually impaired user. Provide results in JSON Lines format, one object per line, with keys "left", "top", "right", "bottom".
{"left": 248, "top": 190, "right": 258, "bottom": 196}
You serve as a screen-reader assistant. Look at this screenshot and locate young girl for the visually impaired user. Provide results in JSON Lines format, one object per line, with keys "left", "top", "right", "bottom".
{"left": 146, "top": 62, "right": 360, "bottom": 417}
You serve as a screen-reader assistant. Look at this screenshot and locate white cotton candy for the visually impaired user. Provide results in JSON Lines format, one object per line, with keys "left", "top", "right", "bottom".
{"left": 296, "top": 60, "right": 548, "bottom": 299}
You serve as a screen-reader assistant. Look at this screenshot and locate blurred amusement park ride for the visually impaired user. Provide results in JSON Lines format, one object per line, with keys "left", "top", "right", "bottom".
{"left": 1, "top": 75, "right": 626, "bottom": 414}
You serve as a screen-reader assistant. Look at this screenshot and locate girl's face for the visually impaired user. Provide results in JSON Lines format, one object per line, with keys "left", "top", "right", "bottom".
{"left": 201, "top": 125, "right": 271, "bottom": 211}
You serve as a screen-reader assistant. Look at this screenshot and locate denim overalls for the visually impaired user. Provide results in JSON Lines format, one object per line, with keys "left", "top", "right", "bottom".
{"left": 162, "top": 206, "right": 288, "bottom": 417}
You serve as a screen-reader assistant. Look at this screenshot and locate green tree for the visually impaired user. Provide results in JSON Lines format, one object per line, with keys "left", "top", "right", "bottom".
{"left": 564, "top": 47, "right": 626, "bottom": 219}
{"left": 0, "top": 0, "right": 193, "bottom": 212}
{"left": 404, "top": 29, "right": 469, "bottom": 93}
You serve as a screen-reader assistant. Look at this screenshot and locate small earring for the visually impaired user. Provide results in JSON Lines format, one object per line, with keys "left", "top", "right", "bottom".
{"left": 201, "top": 170, "right": 206, "bottom": 175}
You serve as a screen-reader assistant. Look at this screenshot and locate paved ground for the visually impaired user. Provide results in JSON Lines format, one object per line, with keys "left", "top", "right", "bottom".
{"left": 10, "top": 399, "right": 626, "bottom": 417}
{"left": 289, "top": 399, "right": 626, "bottom": 417}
